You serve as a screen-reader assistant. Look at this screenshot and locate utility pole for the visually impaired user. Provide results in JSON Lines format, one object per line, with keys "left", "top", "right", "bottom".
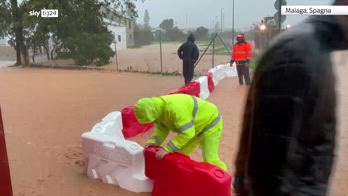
{"left": 278, "top": 0, "right": 282, "bottom": 32}
{"left": 232, "top": 0, "right": 235, "bottom": 45}
{"left": 114, "top": 33, "right": 119, "bottom": 71}
{"left": 159, "top": 30, "right": 163, "bottom": 73}
{"left": 212, "top": 34, "right": 216, "bottom": 67}
{"left": 186, "top": 14, "right": 188, "bottom": 29}
{"left": 215, "top": 16, "right": 218, "bottom": 32}
{"left": 220, "top": 8, "right": 224, "bottom": 33}
{"left": 275, "top": 0, "right": 287, "bottom": 33}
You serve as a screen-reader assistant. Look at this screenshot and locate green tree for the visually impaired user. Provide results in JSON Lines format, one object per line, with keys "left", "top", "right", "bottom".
{"left": 158, "top": 19, "right": 186, "bottom": 41}
{"left": 167, "top": 27, "right": 186, "bottom": 41}
{"left": 0, "top": 0, "right": 11, "bottom": 37}
{"left": 159, "top": 18, "right": 174, "bottom": 31}
{"left": 195, "top": 26, "right": 209, "bottom": 41}
{"left": 54, "top": 0, "right": 116, "bottom": 65}
{"left": 101, "top": 0, "right": 139, "bottom": 19}
{"left": 71, "top": 32, "right": 114, "bottom": 66}
{"left": 1, "top": 0, "right": 140, "bottom": 66}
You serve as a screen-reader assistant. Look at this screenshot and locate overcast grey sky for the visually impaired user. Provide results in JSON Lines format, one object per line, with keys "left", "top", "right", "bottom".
{"left": 135, "top": 0, "right": 333, "bottom": 30}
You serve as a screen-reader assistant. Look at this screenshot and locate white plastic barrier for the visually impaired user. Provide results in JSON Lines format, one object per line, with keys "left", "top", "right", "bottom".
{"left": 102, "top": 111, "right": 122, "bottom": 122}
{"left": 195, "top": 76, "right": 210, "bottom": 100}
{"left": 87, "top": 153, "right": 152, "bottom": 192}
{"left": 82, "top": 111, "right": 153, "bottom": 193}
{"left": 91, "top": 111, "right": 124, "bottom": 140}
{"left": 209, "top": 65, "right": 225, "bottom": 86}
{"left": 209, "top": 63, "right": 238, "bottom": 86}
{"left": 224, "top": 63, "right": 238, "bottom": 77}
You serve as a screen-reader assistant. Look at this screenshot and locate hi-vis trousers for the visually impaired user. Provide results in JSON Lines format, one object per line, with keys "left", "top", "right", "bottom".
{"left": 178, "top": 117, "right": 227, "bottom": 171}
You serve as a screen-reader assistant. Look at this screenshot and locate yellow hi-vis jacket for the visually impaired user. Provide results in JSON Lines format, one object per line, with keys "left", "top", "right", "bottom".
{"left": 135, "top": 94, "right": 221, "bottom": 152}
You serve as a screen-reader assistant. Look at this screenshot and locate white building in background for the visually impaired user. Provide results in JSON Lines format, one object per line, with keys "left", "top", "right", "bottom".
{"left": 101, "top": 6, "right": 135, "bottom": 51}
{"left": 104, "top": 19, "right": 128, "bottom": 51}
{"left": 0, "top": 37, "right": 9, "bottom": 46}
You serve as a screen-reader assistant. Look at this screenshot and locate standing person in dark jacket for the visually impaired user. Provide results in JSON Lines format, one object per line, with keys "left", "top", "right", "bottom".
{"left": 233, "top": 0, "right": 348, "bottom": 195}
{"left": 177, "top": 34, "right": 200, "bottom": 85}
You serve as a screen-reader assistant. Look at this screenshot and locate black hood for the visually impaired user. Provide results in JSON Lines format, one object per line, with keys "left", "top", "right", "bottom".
{"left": 309, "top": 15, "right": 348, "bottom": 50}
{"left": 187, "top": 34, "right": 195, "bottom": 43}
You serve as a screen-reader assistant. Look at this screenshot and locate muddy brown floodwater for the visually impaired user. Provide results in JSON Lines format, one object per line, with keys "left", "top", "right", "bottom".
{"left": 0, "top": 51, "right": 347, "bottom": 196}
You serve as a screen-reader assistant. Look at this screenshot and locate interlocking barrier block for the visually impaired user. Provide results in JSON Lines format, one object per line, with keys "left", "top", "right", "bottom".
{"left": 82, "top": 111, "right": 153, "bottom": 193}
{"left": 91, "top": 111, "right": 124, "bottom": 140}
{"left": 209, "top": 63, "right": 238, "bottom": 86}
{"left": 224, "top": 63, "right": 238, "bottom": 77}
{"left": 209, "top": 65, "right": 226, "bottom": 86}
{"left": 144, "top": 146, "right": 232, "bottom": 196}
{"left": 121, "top": 106, "right": 154, "bottom": 138}
{"left": 82, "top": 132, "right": 153, "bottom": 193}
{"left": 168, "top": 81, "right": 200, "bottom": 97}
{"left": 205, "top": 72, "right": 215, "bottom": 93}
{"left": 195, "top": 76, "right": 210, "bottom": 100}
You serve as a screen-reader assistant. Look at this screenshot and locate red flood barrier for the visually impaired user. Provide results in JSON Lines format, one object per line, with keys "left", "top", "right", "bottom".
{"left": 205, "top": 72, "right": 215, "bottom": 93}
{"left": 144, "top": 145, "right": 232, "bottom": 196}
{"left": 0, "top": 107, "right": 13, "bottom": 196}
{"left": 168, "top": 81, "right": 200, "bottom": 97}
{"left": 121, "top": 106, "right": 154, "bottom": 138}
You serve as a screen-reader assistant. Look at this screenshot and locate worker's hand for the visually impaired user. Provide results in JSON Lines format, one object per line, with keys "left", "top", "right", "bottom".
{"left": 143, "top": 143, "right": 156, "bottom": 153}
{"left": 155, "top": 148, "right": 168, "bottom": 160}
{"left": 230, "top": 60, "right": 235, "bottom": 67}
{"left": 144, "top": 143, "right": 152, "bottom": 149}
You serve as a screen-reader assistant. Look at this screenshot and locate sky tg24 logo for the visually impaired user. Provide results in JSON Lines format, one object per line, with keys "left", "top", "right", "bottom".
{"left": 29, "top": 9, "right": 58, "bottom": 18}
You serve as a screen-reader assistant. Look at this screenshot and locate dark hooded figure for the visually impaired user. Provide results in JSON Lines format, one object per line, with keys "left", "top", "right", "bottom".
{"left": 177, "top": 34, "right": 200, "bottom": 85}
{"left": 233, "top": 0, "right": 348, "bottom": 195}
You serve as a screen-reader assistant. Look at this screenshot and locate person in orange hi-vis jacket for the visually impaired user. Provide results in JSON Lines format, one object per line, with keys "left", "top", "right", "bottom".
{"left": 230, "top": 33, "right": 252, "bottom": 85}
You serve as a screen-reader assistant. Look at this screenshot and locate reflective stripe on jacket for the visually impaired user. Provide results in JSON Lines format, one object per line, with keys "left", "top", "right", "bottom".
{"left": 231, "top": 42, "right": 252, "bottom": 64}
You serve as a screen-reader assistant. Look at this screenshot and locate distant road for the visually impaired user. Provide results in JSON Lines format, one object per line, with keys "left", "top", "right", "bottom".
{"left": 0, "top": 46, "right": 16, "bottom": 68}
{"left": 0, "top": 61, "right": 15, "bottom": 68}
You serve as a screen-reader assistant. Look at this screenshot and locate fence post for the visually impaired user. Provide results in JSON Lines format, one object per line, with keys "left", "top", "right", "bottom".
{"left": 212, "top": 34, "right": 215, "bottom": 68}
{"left": 159, "top": 31, "right": 163, "bottom": 73}
{"left": 195, "top": 33, "right": 219, "bottom": 69}
{"left": 114, "top": 34, "right": 119, "bottom": 71}
{"left": 0, "top": 107, "right": 13, "bottom": 196}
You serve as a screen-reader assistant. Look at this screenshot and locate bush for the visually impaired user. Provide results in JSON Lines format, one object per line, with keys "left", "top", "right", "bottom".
{"left": 166, "top": 27, "right": 186, "bottom": 41}
{"left": 195, "top": 26, "right": 209, "bottom": 41}
{"left": 72, "top": 32, "right": 114, "bottom": 66}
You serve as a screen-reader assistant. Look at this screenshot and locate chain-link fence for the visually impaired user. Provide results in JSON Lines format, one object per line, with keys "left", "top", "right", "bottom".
{"left": 108, "top": 34, "right": 231, "bottom": 76}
